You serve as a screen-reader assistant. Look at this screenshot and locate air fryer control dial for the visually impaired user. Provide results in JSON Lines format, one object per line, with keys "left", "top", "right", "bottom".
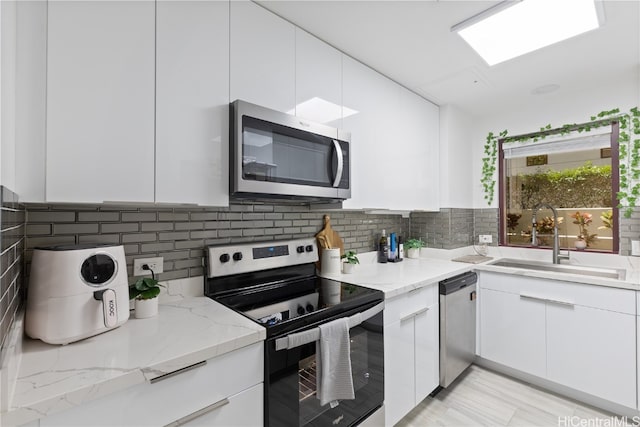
{"left": 80, "top": 254, "right": 116, "bottom": 286}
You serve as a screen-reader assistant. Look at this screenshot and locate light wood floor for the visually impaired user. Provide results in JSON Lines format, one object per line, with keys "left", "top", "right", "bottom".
{"left": 396, "top": 365, "right": 624, "bottom": 426}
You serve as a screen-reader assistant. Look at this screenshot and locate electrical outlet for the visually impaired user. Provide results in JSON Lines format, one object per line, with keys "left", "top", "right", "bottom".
{"left": 479, "top": 235, "right": 493, "bottom": 244}
{"left": 133, "top": 257, "right": 164, "bottom": 276}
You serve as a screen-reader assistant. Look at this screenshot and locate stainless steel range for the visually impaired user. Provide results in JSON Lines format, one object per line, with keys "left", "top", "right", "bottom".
{"left": 205, "top": 238, "right": 384, "bottom": 427}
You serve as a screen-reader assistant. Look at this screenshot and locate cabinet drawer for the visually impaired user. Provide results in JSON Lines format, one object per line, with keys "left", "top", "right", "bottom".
{"left": 385, "top": 283, "right": 437, "bottom": 326}
{"left": 176, "top": 383, "right": 263, "bottom": 426}
{"left": 41, "top": 342, "right": 263, "bottom": 426}
{"left": 478, "top": 271, "right": 634, "bottom": 314}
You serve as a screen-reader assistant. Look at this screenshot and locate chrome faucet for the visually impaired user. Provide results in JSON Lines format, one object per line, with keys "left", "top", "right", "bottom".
{"left": 531, "top": 204, "right": 570, "bottom": 264}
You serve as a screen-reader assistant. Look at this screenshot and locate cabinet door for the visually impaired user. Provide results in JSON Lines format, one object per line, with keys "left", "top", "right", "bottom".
{"left": 390, "top": 88, "right": 439, "bottom": 211}
{"left": 547, "top": 303, "right": 636, "bottom": 408}
{"left": 46, "top": 1, "right": 155, "bottom": 203}
{"left": 342, "top": 56, "right": 399, "bottom": 210}
{"left": 156, "top": 0, "right": 229, "bottom": 206}
{"left": 414, "top": 302, "right": 439, "bottom": 403}
{"left": 230, "top": 0, "right": 295, "bottom": 113}
{"left": 295, "top": 29, "right": 343, "bottom": 128}
{"left": 384, "top": 318, "right": 415, "bottom": 427}
{"left": 479, "top": 288, "right": 546, "bottom": 377}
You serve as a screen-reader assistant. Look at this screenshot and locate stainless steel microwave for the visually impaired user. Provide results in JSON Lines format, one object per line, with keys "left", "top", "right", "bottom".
{"left": 230, "top": 100, "right": 351, "bottom": 202}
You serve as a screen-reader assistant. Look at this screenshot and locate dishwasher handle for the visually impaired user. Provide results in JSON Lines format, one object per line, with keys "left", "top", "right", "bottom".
{"left": 439, "top": 271, "right": 477, "bottom": 295}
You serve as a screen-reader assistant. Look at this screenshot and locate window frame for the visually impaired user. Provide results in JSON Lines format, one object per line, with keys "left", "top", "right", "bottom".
{"left": 498, "top": 120, "right": 620, "bottom": 253}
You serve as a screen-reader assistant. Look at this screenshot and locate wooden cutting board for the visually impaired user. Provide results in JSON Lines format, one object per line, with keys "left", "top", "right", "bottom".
{"left": 315, "top": 215, "right": 344, "bottom": 253}
{"left": 315, "top": 215, "right": 344, "bottom": 268}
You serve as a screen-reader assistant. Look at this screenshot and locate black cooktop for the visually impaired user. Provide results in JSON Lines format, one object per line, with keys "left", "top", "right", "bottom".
{"left": 206, "top": 263, "right": 383, "bottom": 338}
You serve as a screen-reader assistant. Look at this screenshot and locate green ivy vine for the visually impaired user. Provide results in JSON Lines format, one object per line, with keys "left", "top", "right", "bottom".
{"left": 482, "top": 107, "right": 640, "bottom": 218}
{"left": 481, "top": 130, "right": 506, "bottom": 205}
{"left": 617, "top": 107, "right": 640, "bottom": 217}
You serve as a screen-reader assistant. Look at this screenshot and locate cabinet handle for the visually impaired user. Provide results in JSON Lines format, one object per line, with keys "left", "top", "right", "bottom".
{"left": 164, "top": 397, "right": 230, "bottom": 427}
{"left": 519, "top": 293, "right": 574, "bottom": 307}
{"left": 150, "top": 361, "right": 207, "bottom": 384}
{"left": 400, "top": 307, "right": 429, "bottom": 323}
{"left": 545, "top": 298, "right": 574, "bottom": 307}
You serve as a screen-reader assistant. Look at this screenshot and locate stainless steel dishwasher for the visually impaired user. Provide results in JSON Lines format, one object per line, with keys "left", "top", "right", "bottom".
{"left": 439, "top": 271, "right": 477, "bottom": 388}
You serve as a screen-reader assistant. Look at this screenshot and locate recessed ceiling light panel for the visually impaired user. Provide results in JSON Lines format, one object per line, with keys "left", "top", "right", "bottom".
{"left": 454, "top": 0, "right": 603, "bottom": 66}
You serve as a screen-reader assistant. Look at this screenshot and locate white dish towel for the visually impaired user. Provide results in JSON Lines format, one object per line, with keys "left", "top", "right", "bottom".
{"left": 317, "top": 317, "right": 355, "bottom": 407}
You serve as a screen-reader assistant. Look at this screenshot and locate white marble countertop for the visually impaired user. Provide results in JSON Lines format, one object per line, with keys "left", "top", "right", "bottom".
{"left": 321, "top": 248, "right": 640, "bottom": 299}
{"left": 320, "top": 254, "right": 475, "bottom": 299}
{"left": 1, "top": 297, "right": 265, "bottom": 426}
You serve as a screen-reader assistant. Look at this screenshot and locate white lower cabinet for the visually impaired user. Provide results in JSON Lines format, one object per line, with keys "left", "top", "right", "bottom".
{"left": 480, "top": 288, "right": 546, "bottom": 378}
{"left": 38, "top": 342, "right": 264, "bottom": 426}
{"left": 384, "top": 284, "right": 439, "bottom": 426}
{"left": 546, "top": 303, "right": 636, "bottom": 408}
{"left": 179, "top": 383, "right": 263, "bottom": 427}
{"left": 478, "top": 271, "right": 636, "bottom": 409}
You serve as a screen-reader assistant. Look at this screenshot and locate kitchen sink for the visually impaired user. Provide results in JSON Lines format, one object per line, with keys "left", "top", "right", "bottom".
{"left": 489, "top": 258, "right": 626, "bottom": 281}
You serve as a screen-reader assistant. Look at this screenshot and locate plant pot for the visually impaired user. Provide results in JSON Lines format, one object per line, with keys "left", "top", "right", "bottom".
{"left": 574, "top": 239, "right": 587, "bottom": 250}
{"left": 342, "top": 262, "right": 356, "bottom": 274}
{"left": 134, "top": 297, "right": 158, "bottom": 319}
{"left": 407, "top": 248, "right": 420, "bottom": 259}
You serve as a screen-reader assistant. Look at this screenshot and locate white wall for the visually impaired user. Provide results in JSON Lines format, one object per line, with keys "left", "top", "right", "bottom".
{"left": 439, "top": 104, "right": 474, "bottom": 208}
{"left": 1, "top": 0, "right": 16, "bottom": 189}
{"left": 471, "top": 68, "right": 640, "bottom": 208}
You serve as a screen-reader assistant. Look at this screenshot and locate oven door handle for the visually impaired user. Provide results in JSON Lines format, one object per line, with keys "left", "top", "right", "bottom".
{"left": 275, "top": 302, "right": 384, "bottom": 351}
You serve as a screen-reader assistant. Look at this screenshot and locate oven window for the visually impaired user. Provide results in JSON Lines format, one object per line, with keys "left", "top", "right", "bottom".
{"left": 266, "top": 312, "right": 384, "bottom": 427}
{"left": 242, "top": 116, "right": 335, "bottom": 187}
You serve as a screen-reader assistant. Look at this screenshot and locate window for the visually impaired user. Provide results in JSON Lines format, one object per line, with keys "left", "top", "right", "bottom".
{"left": 499, "top": 121, "right": 619, "bottom": 253}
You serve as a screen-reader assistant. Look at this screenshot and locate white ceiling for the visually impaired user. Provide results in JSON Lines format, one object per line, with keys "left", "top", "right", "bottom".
{"left": 256, "top": 0, "right": 640, "bottom": 118}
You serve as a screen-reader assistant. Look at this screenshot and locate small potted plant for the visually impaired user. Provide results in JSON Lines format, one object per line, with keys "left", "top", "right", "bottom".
{"left": 404, "top": 238, "right": 425, "bottom": 259}
{"left": 571, "top": 211, "right": 597, "bottom": 249}
{"left": 341, "top": 250, "right": 359, "bottom": 274}
{"left": 129, "top": 277, "right": 165, "bottom": 319}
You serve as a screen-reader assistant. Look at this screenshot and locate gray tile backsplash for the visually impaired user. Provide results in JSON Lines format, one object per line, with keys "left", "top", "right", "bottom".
{"left": 25, "top": 202, "right": 409, "bottom": 282}
{"left": 13, "top": 200, "right": 638, "bottom": 356}
{"left": 619, "top": 208, "right": 640, "bottom": 256}
{"left": 0, "top": 187, "right": 25, "bottom": 361}
{"left": 410, "top": 208, "right": 476, "bottom": 249}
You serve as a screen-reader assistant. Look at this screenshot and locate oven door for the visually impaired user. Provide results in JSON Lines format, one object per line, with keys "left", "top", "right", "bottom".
{"left": 231, "top": 100, "right": 350, "bottom": 201}
{"left": 265, "top": 305, "right": 383, "bottom": 427}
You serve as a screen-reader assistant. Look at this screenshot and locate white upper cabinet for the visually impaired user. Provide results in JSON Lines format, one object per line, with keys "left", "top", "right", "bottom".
{"left": 391, "top": 88, "right": 440, "bottom": 211}
{"left": 156, "top": 1, "right": 229, "bottom": 206}
{"left": 294, "top": 29, "right": 343, "bottom": 129}
{"left": 342, "top": 55, "right": 399, "bottom": 210}
{"left": 46, "top": 1, "right": 155, "bottom": 203}
{"left": 230, "top": 0, "right": 295, "bottom": 113}
{"left": 342, "top": 55, "right": 439, "bottom": 211}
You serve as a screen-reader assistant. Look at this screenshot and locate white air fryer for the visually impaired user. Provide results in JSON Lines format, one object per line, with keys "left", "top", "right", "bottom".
{"left": 26, "top": 244, "right": 129, "bottom": 345}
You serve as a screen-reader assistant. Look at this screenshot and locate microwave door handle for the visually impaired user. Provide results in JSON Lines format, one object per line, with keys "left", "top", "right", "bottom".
{"left": 332, "top": 139, "right": 344, "bottom": 187}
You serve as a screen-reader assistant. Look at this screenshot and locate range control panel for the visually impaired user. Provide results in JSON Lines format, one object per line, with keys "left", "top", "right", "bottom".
{"left": 206, "top": 238, "right": 318, "bottom": 278}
